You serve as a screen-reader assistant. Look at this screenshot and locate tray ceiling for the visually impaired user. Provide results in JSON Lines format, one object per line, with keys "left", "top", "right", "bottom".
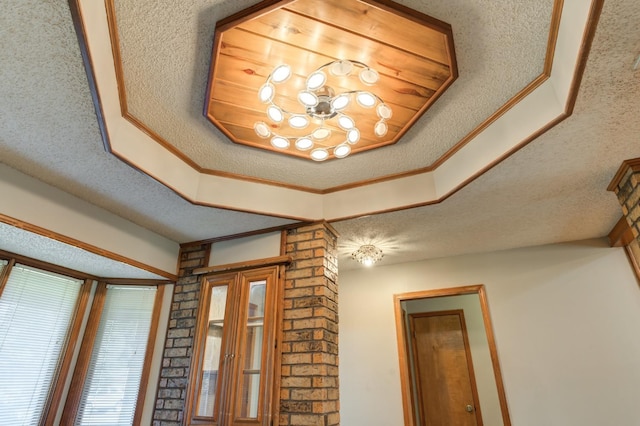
{"left": 204, "top": 0, "right": 457, "bottom": 161}
{"left": 113, "top": 0, "right": 551, "bottom": 188}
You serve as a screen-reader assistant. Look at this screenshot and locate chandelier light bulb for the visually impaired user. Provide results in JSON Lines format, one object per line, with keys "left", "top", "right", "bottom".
{"left": 330, "top": 60, "right": 353, "bottom": 76}
{"left": 377, "top": 103, "right": 393, "bottom": 119}
{"left": 334, "top": 144, "right": 351, "bottom": 158}
{"left": 289, "top": 115, "right": 309, "bottom": 129}
{"left": 356, "top": 92, "right": 376, "bottom": 108}
{"left": 374, "top": 121, "right": 388, "bottom": 137}
{"left": 271, "top": 64, "right": 291, "bottom": 83}
{"left": 306, "top": 71, "right": 326, "bottom": 90}
{"left": 258, "top": 83, "right": 275, "bottom": 103}
{"left": 298, "top": 91, "right": 318, "bottom": 107}
{"left": 254, "top": 121, "right": 271, "bottom": 138}
{"left": 310, "top": 148, "right": 329, "bottom": 161}
{"left": 270, "top": 136, "right": 290, "bottom": 149}
{"left": 267, "top": 105, "right": 284, "bottom": 122}
{"left": 331, "top": 94, "right": 350, "bottom": 111}
{"left": 359, "top": 68, "right": 379, "bottom": 85}
{"left": 295, "top": 137, "right": 314, "bottom": 151}
{"left": 312, "top": 127, "right": 331, "bottom": 141}
{"left": 347, "top": 128, "right": 360, "bottom": 144}
{"left": 338, "top": 115, "right": 355, "bottom": 130}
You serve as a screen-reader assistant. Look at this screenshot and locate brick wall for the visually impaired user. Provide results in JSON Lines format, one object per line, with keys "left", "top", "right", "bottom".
{"left": 151, "top": 223, "right": 340, "bottom": 425}
{"left": 279, "top": 223, "right": 340, "bottom": 426}
{"left": 610, "top": 159, "right": 640, "bottom": 241}
{"left": 153, "top": 244, "right": 209, "bottom": 426}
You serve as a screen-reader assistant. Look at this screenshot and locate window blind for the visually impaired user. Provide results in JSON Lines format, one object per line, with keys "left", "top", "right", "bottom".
{"left": 75, "top": 285, "right": 157, "bottom": 425}
{"left": 0, "top": 264, "right": 82, "bottom": 425}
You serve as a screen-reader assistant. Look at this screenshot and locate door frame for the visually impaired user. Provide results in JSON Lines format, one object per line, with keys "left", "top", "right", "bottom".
{"left": 394, "top": 284, "right": 511, "bottom": 426}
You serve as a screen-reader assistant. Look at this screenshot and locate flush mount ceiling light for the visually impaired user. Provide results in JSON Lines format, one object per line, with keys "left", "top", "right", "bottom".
{"left": 351, "top": 244, "right": 384, "bottom": 267}
{"left": 204, "top": 0, "right": 456, "bottom": 161}
{"left": 254, "top": 60, "right": 392, "bottom": 161}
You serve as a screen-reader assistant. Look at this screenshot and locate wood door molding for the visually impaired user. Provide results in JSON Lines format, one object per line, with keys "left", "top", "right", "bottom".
{"left": 394, "top": 285, "right": 512, "bottom": 426}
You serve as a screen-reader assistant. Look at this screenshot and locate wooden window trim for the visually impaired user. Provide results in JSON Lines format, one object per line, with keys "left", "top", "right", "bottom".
{"left": 192, "top": 255, "right": 291, "bottom": 276}
{"left": 60, "top": 281, "right": 109, "bottom": 424}
{"left": 0, "top": 257, "right": 16, "bottom": 298}
{"left": 43, "top": 278, "right": 93, "bottom": 426}
{"left": 60, "top": 281, "right": 166, "bottom": 424}
{"left": 133, "top": 283, "right": 165, "bottom": 425}
{"left": 0, "top": 249, "right": 99, "bottom": 281}
{"left": 0, "top": 257, "right": 91, "bottom": 425}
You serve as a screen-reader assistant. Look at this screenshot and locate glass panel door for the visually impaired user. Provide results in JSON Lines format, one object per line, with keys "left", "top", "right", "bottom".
{"left": 197, "top": 284, "right": 229, "bottom": 418}
{"left": 238, "top": 280, "right": 266, "bottom": 419}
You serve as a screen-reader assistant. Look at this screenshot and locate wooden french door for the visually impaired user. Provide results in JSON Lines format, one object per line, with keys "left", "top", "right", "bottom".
{"left": 409, "top": 310, "right": 483, "bottom": 426}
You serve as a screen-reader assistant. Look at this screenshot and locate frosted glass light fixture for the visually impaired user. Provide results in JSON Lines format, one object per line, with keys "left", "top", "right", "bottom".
{"left": 254, "top": 59, "right": 392, "bottom": 161}
{"left": 351, "top": 244, "right": 384, "bottom": 267}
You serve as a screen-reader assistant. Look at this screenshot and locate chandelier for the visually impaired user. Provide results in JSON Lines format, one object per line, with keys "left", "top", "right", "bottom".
{"left": 254, "top": 60, "right": 393, "bottom": 161}
{"left": 351, "top": 244, "right": 384, "bottom": 267}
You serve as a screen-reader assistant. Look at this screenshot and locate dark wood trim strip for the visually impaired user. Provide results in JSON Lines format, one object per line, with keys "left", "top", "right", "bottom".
{"left": 43, "top": 279, "right": 93, "bottom": 426}
{"left": 193, "top": 255, "right": 291, "bottom": 276}
{"left": 103, "top": 278, "right": 173, "bottom": 286}
{"left": 563, "top": 0, "right": 604, "bottom": 115}
{"left": 67, "top": 0, "right": 111, "bottom": 153}
{"left": 104, "top": 0, "right": 128, "bottom": 116}
{"left": 608, "top": 216, "right": 635, "bottom": 247}
{"left": 477, "top": 286, "right": 512, "bottom": 426}
{"left": 61, "top": 281, "right": 108, "bottom": 425}
{"left": 624, "top": 243, "right": 640, "bottom": 285}
{"left": 607, "top": 158, "right": 640, "bottom": 192}
{"left": 0, "top": 258, "right": 16, "bottom": 300}
{"left": 0, "top": 249, "right": 99, "bottom": 281}
{"left": 133, "top": 284, "right": 165, "bottom": 425}
{"left": 543, "top": 0, "right": 564, "bottom": 76}
{"left": 0, "top": 214, "right": 177, "bottom": 280}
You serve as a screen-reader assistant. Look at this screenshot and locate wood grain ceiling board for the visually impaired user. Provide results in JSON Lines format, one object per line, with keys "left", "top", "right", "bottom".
{"left": 205, "top": 0, "right": 457, "bottom": 161}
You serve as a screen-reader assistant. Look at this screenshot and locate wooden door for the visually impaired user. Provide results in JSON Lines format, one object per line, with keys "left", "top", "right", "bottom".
{"left": 410, "top": 310, "right": 483, "bottom": 426}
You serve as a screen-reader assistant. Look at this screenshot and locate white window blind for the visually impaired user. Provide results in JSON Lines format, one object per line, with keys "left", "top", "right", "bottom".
{"left": 75, "top": 285, "right": 157, "bottom": 426}
{"left": 0, "top": 263, "right": 82, "bottom": 426}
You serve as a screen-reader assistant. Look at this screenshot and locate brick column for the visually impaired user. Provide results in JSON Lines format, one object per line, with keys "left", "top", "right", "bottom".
{"left": 153, "top": 243, "right": 210, "bottom": 426}
{"left": 609, "top": 158, "right": 640, "bottom": 242}
{"left": 280, "top": 223, "right": 340, "bottom": 426}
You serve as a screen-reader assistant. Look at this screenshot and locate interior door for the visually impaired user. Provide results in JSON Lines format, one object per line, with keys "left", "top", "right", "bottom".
{"left": 410, "top": 310, "right": 483, "bottom": 426}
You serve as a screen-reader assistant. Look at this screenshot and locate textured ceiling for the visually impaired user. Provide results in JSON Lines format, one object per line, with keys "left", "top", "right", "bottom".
{"left": 1, "top": 0, "right": 639, "bottom": 275}
{"left": 115, "top": 0, "right": 551, "bottom": 187}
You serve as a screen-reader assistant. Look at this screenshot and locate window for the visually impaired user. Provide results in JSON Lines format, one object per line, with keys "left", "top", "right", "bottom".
{"left": 185, "top": 266, "right": 282, "bottom": 426}
{"left": 0, "top": 261, "right": 84, "bottom": 425}
{"left": 0, "top": 252, "right": 166, "bottom": 425}
{"left": 63, "top": 282, "right": 164, "bottom": 425}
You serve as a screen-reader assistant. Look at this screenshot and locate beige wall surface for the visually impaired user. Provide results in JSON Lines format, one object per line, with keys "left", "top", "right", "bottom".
{"left": 0, "top": 164, "right": 179, "bottom": 275}
{"left": 339, "top": 239, "right": 640, "bottom": 426}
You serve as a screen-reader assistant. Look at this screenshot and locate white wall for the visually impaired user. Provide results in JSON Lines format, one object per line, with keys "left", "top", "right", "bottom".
{"left": 339, "top": 239, "right": 640, "bottom": 426}
{"left": 0, "top": 164, "right": 179, "bottom": 275}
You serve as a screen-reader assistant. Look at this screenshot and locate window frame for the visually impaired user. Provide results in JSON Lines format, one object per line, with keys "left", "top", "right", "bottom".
{"left": 0, "top": 250, "right": 168, "bottom": 426}
{"left": 0, "top": 252, "right": 92, "bottom": 426}
{"left": 61, "top": 280, "right": 165, "bottom": 425}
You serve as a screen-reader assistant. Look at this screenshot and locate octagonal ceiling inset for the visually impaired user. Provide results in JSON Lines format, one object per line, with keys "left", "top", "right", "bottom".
{"left": 205, "top": 0, "right": 457, "bottom": 162}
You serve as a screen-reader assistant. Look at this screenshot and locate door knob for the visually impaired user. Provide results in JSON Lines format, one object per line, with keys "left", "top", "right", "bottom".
{"left": 465, "top": 405, "right": 474, "bottom": 413}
